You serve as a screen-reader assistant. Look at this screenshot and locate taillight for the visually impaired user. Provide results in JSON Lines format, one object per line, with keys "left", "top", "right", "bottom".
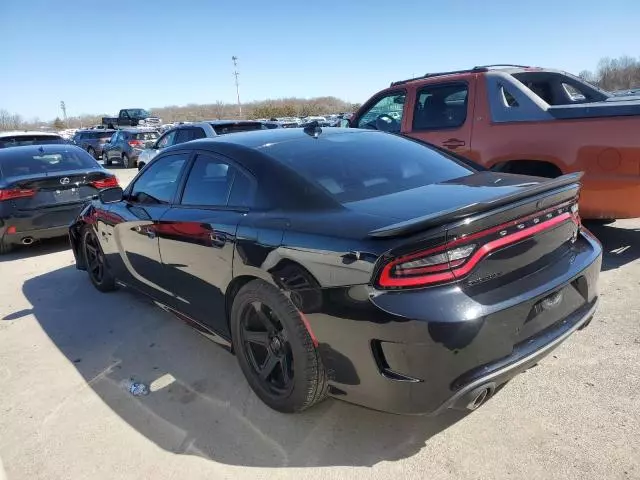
{"left": 376, "top": 201, "right": 579, "bottom": 289}
{"left": 90, "top": 177, "right": 119, "bottom": 189}
{"left": 0, "top": 188, "right": 36, "bottom": 201}
{"left": 128, "top": 140, "right": 143, "bottom": 147}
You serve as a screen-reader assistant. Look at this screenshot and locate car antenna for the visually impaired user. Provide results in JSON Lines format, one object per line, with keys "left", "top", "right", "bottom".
{"left": 303, "top": 120, "right": 322, "bottom": 138}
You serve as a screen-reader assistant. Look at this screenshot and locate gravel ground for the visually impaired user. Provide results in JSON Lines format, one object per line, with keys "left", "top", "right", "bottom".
{"left": 0, "top": 167, "right": 638, "bottom": 480}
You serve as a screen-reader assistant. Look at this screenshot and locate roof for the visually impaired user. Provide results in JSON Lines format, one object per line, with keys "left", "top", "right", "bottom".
{"left": 177, "top": 127, "right": 370, "bottom": 150}
{"left": 203, "top": 120, "right": 265, "bottom": 125}
{"left": 390, "top": 64, "right": 538, "bottom": 87}
{"left": 0, "top": 131, "right": 62, "bottom": 138}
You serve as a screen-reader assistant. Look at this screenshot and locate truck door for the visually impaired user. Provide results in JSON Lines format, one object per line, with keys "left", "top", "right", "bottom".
{"left": 406, "top": 80, "right": 474, "bottom": 158}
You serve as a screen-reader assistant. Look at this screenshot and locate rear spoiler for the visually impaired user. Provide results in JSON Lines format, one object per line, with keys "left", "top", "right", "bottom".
{"left": 368, "top": 173, "right": 583, "bottom": 238}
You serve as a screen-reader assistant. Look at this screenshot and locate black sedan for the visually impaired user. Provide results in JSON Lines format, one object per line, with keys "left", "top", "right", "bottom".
{"left": 69, "top": 128, "right": 601, "bottom": 415}
{"left": 0, "top": 145, "right": 118, "bottom": 254}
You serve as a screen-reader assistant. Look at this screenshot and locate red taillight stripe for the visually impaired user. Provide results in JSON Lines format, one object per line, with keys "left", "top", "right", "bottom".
{"left": 0, "top": 188, "right": 36, "bottom": 201}
{"left": 90, "top": 177, "right": 119, "bottom": 189}
{"left": 378, "top": 212, "right": 575, "bottom": 288}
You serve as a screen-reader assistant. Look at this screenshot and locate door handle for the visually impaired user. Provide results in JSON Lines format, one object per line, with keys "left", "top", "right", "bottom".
{"left": 146, "top": 229, "right": 156, "bottom": 239}
{"left": 210, "top": 233, "right": 226, "bottom": 248}
{"left": 442, "top": 138, "right": 466, "bottom": 149}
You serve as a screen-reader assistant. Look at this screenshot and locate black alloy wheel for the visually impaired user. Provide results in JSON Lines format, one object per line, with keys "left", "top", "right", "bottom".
{"left": 122, "top": 153, "right": 131, "bottom": 168}
{"left": 231, "top": 279, "right": 328, "bottom": 413}
{"left": 239, "top": 300, "right": 295, "bottom": 397}
{"left": 83, "top": 227, "right": 116, "bottom": 292}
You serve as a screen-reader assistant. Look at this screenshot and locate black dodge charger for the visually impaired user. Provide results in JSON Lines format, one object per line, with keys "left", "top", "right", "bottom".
{"left": 69, "top": 128, "right": 601, "bottom": 415}
{"left": 0, "top": 144, "right": 118, "bottom": 254}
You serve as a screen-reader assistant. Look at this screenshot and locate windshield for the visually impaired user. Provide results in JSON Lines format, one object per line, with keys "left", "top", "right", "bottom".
{"left": 0, "top": 148, "right": 100, "bottom": 178}
{"left": 0, "top": 135, "right": 65, "bottom": 148}
{"left": 127, "top": 109, "right": 151, "bottom": 118}
{"left": 211, "top": 122, "right": 267, "bottom": 134}
{"left": 263, "top": 131, "right": 474, "bottom": 203}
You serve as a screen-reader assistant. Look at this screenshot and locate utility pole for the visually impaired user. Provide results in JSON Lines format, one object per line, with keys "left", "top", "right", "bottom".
{"left": 232, "top": 56, "right": 242, "bottom": 117}
{"left": 60, "top": 101, "right": 68, "bottom": 127}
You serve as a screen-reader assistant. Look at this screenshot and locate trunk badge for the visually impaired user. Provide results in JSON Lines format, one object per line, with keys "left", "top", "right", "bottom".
{"left": 60, "top": 177, "right": 70, "bottom": 185}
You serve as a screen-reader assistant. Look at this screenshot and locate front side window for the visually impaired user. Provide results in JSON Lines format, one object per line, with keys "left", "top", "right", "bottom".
{"left": 129, "top": 153, "right": 188, "bottom": 204}
{"left": 180, "top": 154, "right": 240, "bottom": 206}
{"left": 356, "top": 92, "right": 405, "bottom": 132}
{"left": 413, "top": 83, "right": 468, "bottom": 130}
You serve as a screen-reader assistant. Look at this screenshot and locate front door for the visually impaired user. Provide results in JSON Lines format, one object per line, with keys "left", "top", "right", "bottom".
{"left": 157, "top": 151, "right": 255, "bottom": 337}
{"left": 405, "top": 80, "right": 474, "bottom": 157}
{"left": 105, "top": 152, "right": 190, "bottom": 297}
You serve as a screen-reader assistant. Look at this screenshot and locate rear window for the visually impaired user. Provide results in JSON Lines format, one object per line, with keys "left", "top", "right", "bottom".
{"left": 263, "top": 132, "right": 474, "bottom": 203}
{"left": 134, "top": 131, "right": 159, "bottom": 141}
{"left": 0, "top": 148, "right": 99, "bottom": 178}
{"left": 0, "top": 135, "right": 65, "bottom": 148}
{"left": 211, "top": 123, "right": 266, "bottom": 135}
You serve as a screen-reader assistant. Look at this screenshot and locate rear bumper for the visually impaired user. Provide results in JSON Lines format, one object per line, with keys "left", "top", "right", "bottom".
{"left": 304, "top": 230, "right": 602, "bottom": 415}
{"left": 1, "top": 204, "right": 85, "bottom": 245}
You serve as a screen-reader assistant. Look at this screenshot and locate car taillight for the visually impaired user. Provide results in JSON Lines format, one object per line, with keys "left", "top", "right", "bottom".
{"left": 128, "top": 140, "right": 144, "bottom": 147}
{"left": 0, "top": 188, "right": 36, "bottom": 201}
{"left": 90, "top": 177, "right": 119, "bottom": 189}
{"left": 376, "top": 201, "right": 580, "bottom": 289}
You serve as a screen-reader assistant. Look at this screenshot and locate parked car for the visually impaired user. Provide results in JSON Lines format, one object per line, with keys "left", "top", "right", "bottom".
{"left": 102, "top": 128, "right": 160, "bottom": 168}
{"left": 102, "top": 109, "right": 162, "bottom": 129}
{"left": 71, "top": 129, "right": 116, "bottom": 159}
{"left": 70, "top": 128, "right": 601, "bottom": 415}
{"left": 0, "top": 144, "right": 118, "bottom": 254}
{"left": 0, "top": 131, "right": 66, "bottom": 148}
{"left": 348, "top": 64, "right": 640, "bottom": 220}
{"left": 136, "top": 120, "right": 268, "bottom": 170}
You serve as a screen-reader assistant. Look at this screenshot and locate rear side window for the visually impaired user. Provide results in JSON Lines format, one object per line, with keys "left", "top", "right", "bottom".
{"left": 130, "top": 153, "right": 188, "bottom": 204}
{"left": 180, "top": 153, "right": 252, "bottom": 207}
{"left": 0, "top": 148, "right": 99, "bottom": 177}
{"left": 412, "top": 83, "right": 468, "bottom": 130}
{"left": 263, "top": 131, "right": 473, "bottom": 203}
{"left": 0, "top": 135, "right": 65, "bottom": 148}
{"left": 174, "top": 129, "right": 195, "bottom": 144}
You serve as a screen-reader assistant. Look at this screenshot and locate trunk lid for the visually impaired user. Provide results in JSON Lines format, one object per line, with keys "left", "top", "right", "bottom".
{"left": 369, "top": 172, "right": 582, "bottom": 290}
{"left": 4, "top": 169, "right": 113, "bottom": 210}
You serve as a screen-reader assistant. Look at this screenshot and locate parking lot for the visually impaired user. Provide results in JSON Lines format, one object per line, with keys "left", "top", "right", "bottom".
{"left": 0, "top": 166, "right": 639, "bottom": 480}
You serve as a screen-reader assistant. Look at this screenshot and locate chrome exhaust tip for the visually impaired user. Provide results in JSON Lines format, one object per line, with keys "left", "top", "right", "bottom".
{"left": 21, "top": 237, "right": 34, "bottom": 245}
{"left": 466, "top": 387, "right": 491, "bottom": 411}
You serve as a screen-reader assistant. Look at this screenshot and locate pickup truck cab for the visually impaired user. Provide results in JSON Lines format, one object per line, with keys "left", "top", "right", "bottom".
{"left": 102, "top": 109, "right": 161, "bottom": 129}
{"left": 349, "top": 65, "right": 640, "bottom": 220}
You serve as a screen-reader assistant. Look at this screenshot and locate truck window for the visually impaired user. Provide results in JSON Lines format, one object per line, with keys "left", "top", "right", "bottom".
{"left": 412, "top": 83, "right": 468, "bottom": 131}
{"left": 356, "top": 92, "right": 405, "bottom": 133}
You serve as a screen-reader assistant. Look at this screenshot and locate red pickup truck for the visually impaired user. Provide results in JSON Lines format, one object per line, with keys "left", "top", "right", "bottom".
{"left": 348, "top": 65, "right": 640, "bottom": 220}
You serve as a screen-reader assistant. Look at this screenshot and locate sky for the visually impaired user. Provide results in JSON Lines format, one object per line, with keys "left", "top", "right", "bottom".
{"left": 2, "top": 0, "right": 640, "bottom": 120}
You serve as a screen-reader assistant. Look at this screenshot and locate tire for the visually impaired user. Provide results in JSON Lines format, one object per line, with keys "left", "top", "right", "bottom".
{"left": 104, "top": 152, "right": 112, "bottom": 166}
{"left": 138, "top": 161, "right": 145, "bottom": 171}
{"left": 585, "top": 219, "right": 616, "bottom": 226}
{"left": 82, "top": 227, "right": 116, "bottom": 292}
{"left": 0, "top": 240, "right": 13, "bottom": 255}
{"left": 122, "top": 153, "right": 131, "bottom": 169}
{"left": 87, "top": 147, "right": 96, "bottom": 159}
{"left": 231, "top": 279, "right": 328, "bottom": 413}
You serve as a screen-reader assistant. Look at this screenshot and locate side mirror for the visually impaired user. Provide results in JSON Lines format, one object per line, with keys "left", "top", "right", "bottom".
{"left": 98, "top": 186, "right": 123, "bottom": 204}
{"left": 339, "top": 118, "right": 351, "bottom": 128}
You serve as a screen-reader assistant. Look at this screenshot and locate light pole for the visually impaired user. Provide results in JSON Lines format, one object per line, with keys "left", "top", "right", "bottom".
{"left": 60, "top": 101, "right": 68, "bottom": 127}
{"left": 232, "top": 56, "right": 242, "bottom": 117}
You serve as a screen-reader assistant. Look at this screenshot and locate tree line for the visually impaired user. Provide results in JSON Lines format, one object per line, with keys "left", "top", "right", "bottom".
{"left": 1, "top": 96, "right": 361, "bottom": 131}
{"left": 578, "top": 56, "right": 640, "bottom": 92}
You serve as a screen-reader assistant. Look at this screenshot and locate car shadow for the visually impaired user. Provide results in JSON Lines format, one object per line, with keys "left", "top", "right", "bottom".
{"left": 18, "top": 265, "right": 468, "bottom": 468}
{"left": 584, "top": 221, "right": 640, "bottom": 271}
{"left": 0, "top": 236, "right": 69, "bottom": 262}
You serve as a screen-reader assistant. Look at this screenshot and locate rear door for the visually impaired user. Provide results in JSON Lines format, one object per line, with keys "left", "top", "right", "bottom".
{"left": 407, "top": 80, "right": 474, "bottom": 156}
{"left": 104, "top": 131, "right": 118, "bottom": 161}
{"left": 107, "top": 152, "right": 190, "bottom": 297}
{"left": 156, "top": 151, "right": 255, "bottom": 336}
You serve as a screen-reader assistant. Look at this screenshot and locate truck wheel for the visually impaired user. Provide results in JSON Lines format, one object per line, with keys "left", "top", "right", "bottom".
{"left": 87, "top": 147, "right": 96, "bottom": 159}
{"left": 122, "top": 154, "right": 131, "bottom": 168}
{"left": 492, "top": 160, "right": 562, "bottom": 178}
